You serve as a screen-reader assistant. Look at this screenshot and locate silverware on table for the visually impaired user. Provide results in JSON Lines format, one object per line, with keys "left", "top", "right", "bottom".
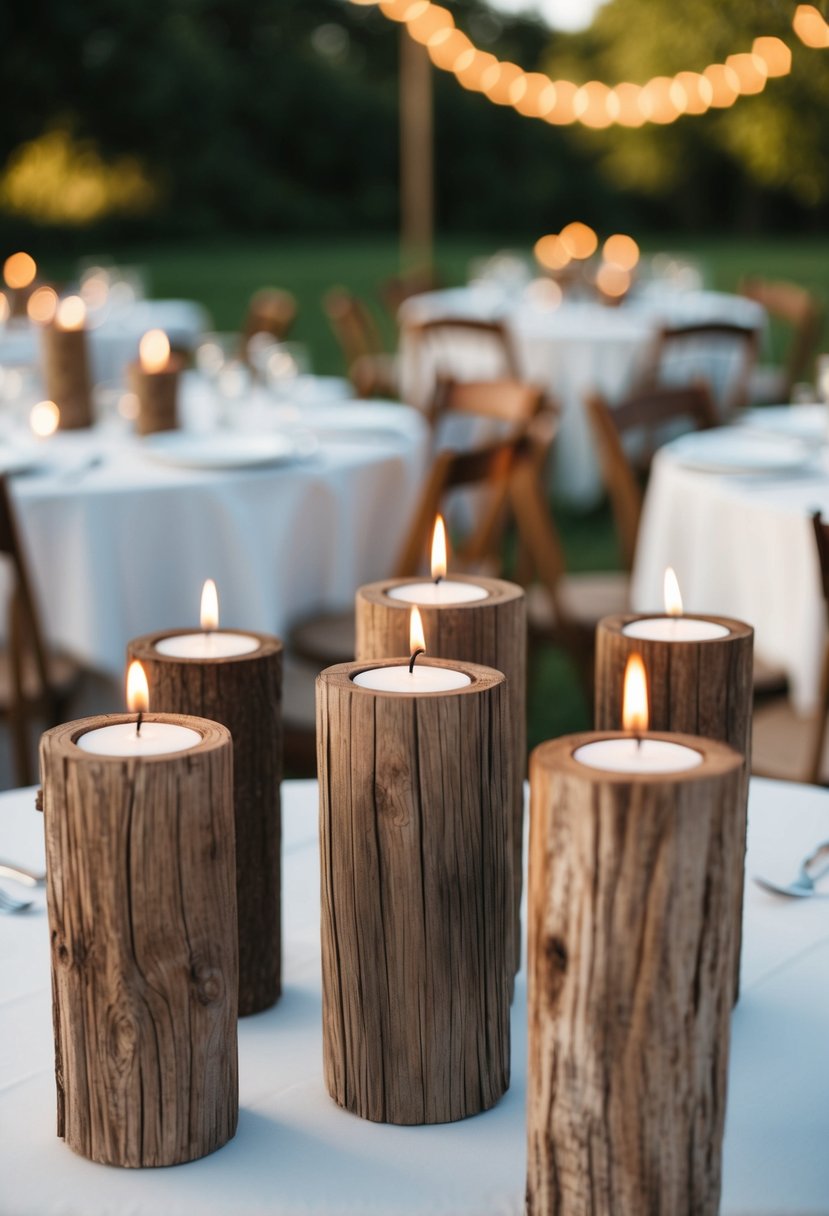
{"left": 753, "top": 838, "right": 829, "bottom": 898}
{"left": 0, "top": 887, "right": 34, "bottom": 914}
{"left": 0, "top": 860, "right": 45, "bottom": 887}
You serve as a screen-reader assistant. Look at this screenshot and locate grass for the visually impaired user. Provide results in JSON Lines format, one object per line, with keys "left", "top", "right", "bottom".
{"left": 36, "top": 231, "right": 829, "bottom": 747}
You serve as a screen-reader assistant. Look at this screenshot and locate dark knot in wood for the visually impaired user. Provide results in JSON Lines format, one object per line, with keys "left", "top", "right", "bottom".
{"left": 191, "top": 961, "right": 224, "bottom": 1005}
{"left": 543, "top": 936, "right": 568, "bottom": 1002}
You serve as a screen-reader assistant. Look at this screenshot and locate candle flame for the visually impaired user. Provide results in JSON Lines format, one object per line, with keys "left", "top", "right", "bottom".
{"left": 126, "top": 661, "right": 150, "bottom": 713}
{"left": 30, "top": 400, "right": 60, "bottom": 438}
{"left": 200, "top": 578, "right": 219, "bottom": 631}
{"left": 664, "top": 566, "right": 683, "bottom": 617}
{"left": 139, "top": 328, "right": 171, "bottom": 373}
{"left": 3, "top": 251, "right": 36, "bottom": 290}
{"left": 622, "top": 653, "right": 649, "bottom": 734}
{"left": 409, "top": 605, "right": 426, "bottom": 655}
{"left": 55, "top": 295, "right": 86, "bottom": 331}
{"left": 431, "top": 514, "right": 447, "bottom": 581}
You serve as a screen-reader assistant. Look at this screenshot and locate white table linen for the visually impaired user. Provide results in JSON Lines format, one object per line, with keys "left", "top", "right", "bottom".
{"left": 399, "top": 287, "right": 765, "bottom": 507}
{"left": 2, "top": 385, "right": 428, "bottom": 679}
{"left": 0, "top": 775, "right": 827, "bottom": 1214}
{"left": 631, "top": 406, "right": 829, "bottom": 713}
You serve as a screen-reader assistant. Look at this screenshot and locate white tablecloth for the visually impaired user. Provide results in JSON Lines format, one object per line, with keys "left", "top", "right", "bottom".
{"left": 3, "top": 384, "right": 428, "bottom": 679}
{"left": 0, "top": 776, "right": 827, "bottom": 1214}
{"left": 631, "top": 406, "right": 829, "bottom": 713}
{"left": 0, "top": 300, "right": 210, "bottom": 388}
{"left": 399, "top": 287, "right": 765, "bottom": 507}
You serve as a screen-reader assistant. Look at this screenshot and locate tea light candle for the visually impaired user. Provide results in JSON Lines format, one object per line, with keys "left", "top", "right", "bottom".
{"left": 41, "top": 294, "right": 93, "bottom": 429}
{"left": 622, "top": 567, "right": 730, "bottom": 641}
{"left": 353, "top": 606, "right": 471, "bottom": 692}
{"left": 356, "top": 517, "right": 526, "bottom": 977}
{"left": 128, "top": 580, "right": 283, "bottom": 1018}
{"left": 317, "top": 653, "right": 512, "bottom": 1125}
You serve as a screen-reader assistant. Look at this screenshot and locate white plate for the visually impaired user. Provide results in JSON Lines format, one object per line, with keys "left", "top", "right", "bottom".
{"left": 670, "top": 427, "right": 813, "bottom": 474}
{"left": 739, "top": 405, "right": 826, "bottom": 442}
{"left": 140, "top": 431, "right": 302, "bottom": 471}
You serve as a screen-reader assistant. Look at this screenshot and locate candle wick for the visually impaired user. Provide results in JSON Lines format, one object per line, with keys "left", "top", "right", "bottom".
{"left": 408, "top": 647, "right": 425, "bottom": 674}
{"left": 635, "top": 733, "right": 642, "bottom": 752}
{"left": 135, "top": 711, "right": 143, "bottom": 737}
{"left": 434, "top": 575, "right": 442, "bottom": 586}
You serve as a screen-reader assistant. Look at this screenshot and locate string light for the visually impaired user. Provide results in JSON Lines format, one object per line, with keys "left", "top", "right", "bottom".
{"left": 352, "top": 0, "right": 824, "bottom": 128}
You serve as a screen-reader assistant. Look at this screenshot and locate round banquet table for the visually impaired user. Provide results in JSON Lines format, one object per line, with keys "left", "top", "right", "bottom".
{"left": 399, "top": 285, "right": 766, "bottom": 508}
{"left": 0, "top": 775, "right": 827, "bottom": 1215}
{"left": 631, "top": 405, "right": 829, "bottom": 714}
{"left": 0, "top": 378, "right": 429, "bottom": 681}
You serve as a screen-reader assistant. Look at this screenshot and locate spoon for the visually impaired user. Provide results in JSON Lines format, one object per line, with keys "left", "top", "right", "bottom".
{"left": 753, "top": 839, "right": 829, "bottom": 898}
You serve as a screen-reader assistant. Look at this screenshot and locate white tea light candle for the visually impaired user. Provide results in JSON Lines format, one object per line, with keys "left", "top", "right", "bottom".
{"left": 153, "top": 579, "right": 260, "bottom": 659}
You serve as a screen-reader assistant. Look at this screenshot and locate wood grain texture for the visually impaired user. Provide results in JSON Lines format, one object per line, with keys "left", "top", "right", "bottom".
{"left": 127, "top": 357, "right": 183, "bottom": 436}
{"left": 41, "top": 327, "right": 93, "bottom": 429}
{"left": 128, "top": 632, "right": 282, "bottom": 1016}
{"left": 316, "top": 659, "right": 512, "bottom": 1125}
{"left": 40, "top": 714, "right": 238, "bottom": 1168}
{"left": 356, "top": 576, "right": 526, "bottom": 975}
{"left": 527, "top": 732, "right": 743, "bottom": 1216}
{"left": 595, "top": 614, "right": 753, "bottom": 1002}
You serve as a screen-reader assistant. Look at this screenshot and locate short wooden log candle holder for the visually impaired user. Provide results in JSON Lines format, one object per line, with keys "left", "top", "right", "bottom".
{"left": 128, "top": 630, "right": 283, "bottom": 1016}
{"left": 355, "top": 576, "right": 526, "bottom": 973}
{"left": 526, "top": 731, "right": 743, "bottom": 1216}
{"left": 127, "top": 354, "right": 184, "bottom": 436}
{"left": 40, "top": 714, "right": 238, "bottom": 1168}
{"left": 41, "top": 324, "right": 93, "bottom": 429}
{"left": 317, "top": 658, "right": 512, "bottom": 1125}
{"left": 594, "top": 613, "right": 753, "bottom": 999}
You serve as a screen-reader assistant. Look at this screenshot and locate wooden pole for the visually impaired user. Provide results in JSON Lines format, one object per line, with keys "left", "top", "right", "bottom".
{"left": 400, "top": 28, "right": 433, "bottom": 274}
{"left": 526, "top": 731, "right": 743, "bottom": 1216}
{"left": 41, "top": 326, "right": 93, "bottom": 429}
{"left": 317, "top": 658, "right": 511, "bottom": 1124}
{"left": 594, "top": 613, "right": 753, "bottom": 1001}
{"left": 128, "top": 631, "right": 283, "bottom": 1016}
{"left": 127, "top": 356, "right": 184, "bottom": 436}
{"left": 356, "top": 575, "right": 526, "bottom": 975}
{"left": 40, "top": 714, "right": 238, "bottom": 1168}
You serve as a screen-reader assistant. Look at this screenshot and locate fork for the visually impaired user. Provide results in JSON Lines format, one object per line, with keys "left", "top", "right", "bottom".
{"left": 0, "top": 887, "right": 33, "bottom": 914}
{"left": 753, "top": 839, "right": 829, "bottom": 898}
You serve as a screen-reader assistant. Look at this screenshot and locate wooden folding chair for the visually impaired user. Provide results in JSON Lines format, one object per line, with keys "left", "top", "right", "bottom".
{"left": 0, "top": 476, "right": 81, "bottom": 785}
{"left": 242, "top": 288, "right": 297, "bottom": 346}
{"left": 586, "top": 384, "right": 719, "bottom": 572}
{"left": 643, "top": 321, "right": 760, "bottom": 415}
{"left": 323, "top": 287, "right": 397, "bottom": 398}
{"left": 403, "top": 316, "right": 520, "bottom": 408}
{"left": 740, "top": 277, "right": 824, "bottom": 403}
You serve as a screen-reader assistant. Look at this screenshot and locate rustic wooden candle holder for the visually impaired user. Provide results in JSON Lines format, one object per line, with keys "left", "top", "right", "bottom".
{"left": 526, "top": 731, "right": 743, "bottom": 1216}
{"left": 41, "top": 325, "right": 93, "bottom": 429}
{"left": 127, "top": 355, "right": 184, "bottom": 435}
{"left": 317, "top": 658, "right": 512, "bottom": 1125}
{"left": 128, "top": 631, "right": 283, "bottom": 1016}
{"left": 594, "top": 613, "right": 753, "bottom": 1000}
{"left": 39, "top": 714, "right": 238, "bottom": 1168}
{"left": 356, "top": 576, "right": 526, "bottom": 973}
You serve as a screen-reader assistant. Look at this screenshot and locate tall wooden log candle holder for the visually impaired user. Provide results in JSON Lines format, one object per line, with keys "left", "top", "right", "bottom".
{"left": 41, "top": 295, "right": 93, "bottom": 430}
{"left": 128, "top": 328, "right": 183, "bottom": 436}
{"left": 594, "top": 570, "right": 753, "bottom": 999}
{"left": 355, "top": 524, "right": 525, "bottom": 974}
{"left": 129, "top": 581, "right": 282, "bottom": 1016}
{"left": 39, "top": 670, "right": 238, "bottom": 1168}
{"left": 527, "top": 657, "right": 743, "bottom": 1216}
{"left": 316, "top": 638, "right": 512, "bottom": 1125}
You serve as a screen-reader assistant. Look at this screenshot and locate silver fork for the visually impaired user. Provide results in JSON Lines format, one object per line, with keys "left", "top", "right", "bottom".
{"left": 0, "top": 887, "right": 33, "bottom": 914}
{"left": 753, "top": 839, "right": 829, "bottom": 898}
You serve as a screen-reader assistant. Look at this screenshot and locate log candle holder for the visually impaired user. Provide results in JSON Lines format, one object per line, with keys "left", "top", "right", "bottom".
{"left": 316, "top": 657, "right": 512, "bottom": 1125}
{"left": 41, "top": 297, "right": 93, "bottom": 430}
{"left": 40, "top": 714, "right": 238, "bottom": 1168}
{"left": 127, "top": 329, "right": 184, "bottom": 436}
{"left": 128, "top": 628, "right": 283, "bottom": 1016}
{"left": 526, "top": 730, "right": 743, "bottom": 1216}
{"left": 594, "top": 612, "right": 753, "bottom": 1000}
{"left": 355, "top": 575, "right": 526, "bottom": 974}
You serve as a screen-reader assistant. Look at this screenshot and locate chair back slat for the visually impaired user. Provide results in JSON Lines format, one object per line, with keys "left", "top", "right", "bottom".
{"left": 644, "top": 321, "right": 760, "bottom": 414}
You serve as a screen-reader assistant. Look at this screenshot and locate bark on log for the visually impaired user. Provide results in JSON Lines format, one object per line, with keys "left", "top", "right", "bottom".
{"left": 40, "top": 714, "right": 238, "bottom": 1168}
{"left": 316, "top": 658, "right": 512, "bottom": 1124}
{"left": 356, "top": 576, "right": 526, "bottom": 975}
{"left": 41, "top": 326, "right": 93, "bottom": 429}
{"left": 127, "top": 356, "right": 184, "bottom": 436}
{"left": 595, "top": 613, "right": 753, "bottom": 1002}
{"left": 128, "top": 631, "right": 283, "bottom": 1016}
{"left": 526, "top": 731, "right": 743, "bottom": 1216}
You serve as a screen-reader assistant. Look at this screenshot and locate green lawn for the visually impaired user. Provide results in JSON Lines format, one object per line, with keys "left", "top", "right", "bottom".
{"left": 36, "top": 231, "right": 829, "bottom": 750}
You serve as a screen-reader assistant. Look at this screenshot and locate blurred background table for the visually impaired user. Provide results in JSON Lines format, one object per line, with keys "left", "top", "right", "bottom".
{"left": 0, "top": 775, "right": 826, "bottom": 1215}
